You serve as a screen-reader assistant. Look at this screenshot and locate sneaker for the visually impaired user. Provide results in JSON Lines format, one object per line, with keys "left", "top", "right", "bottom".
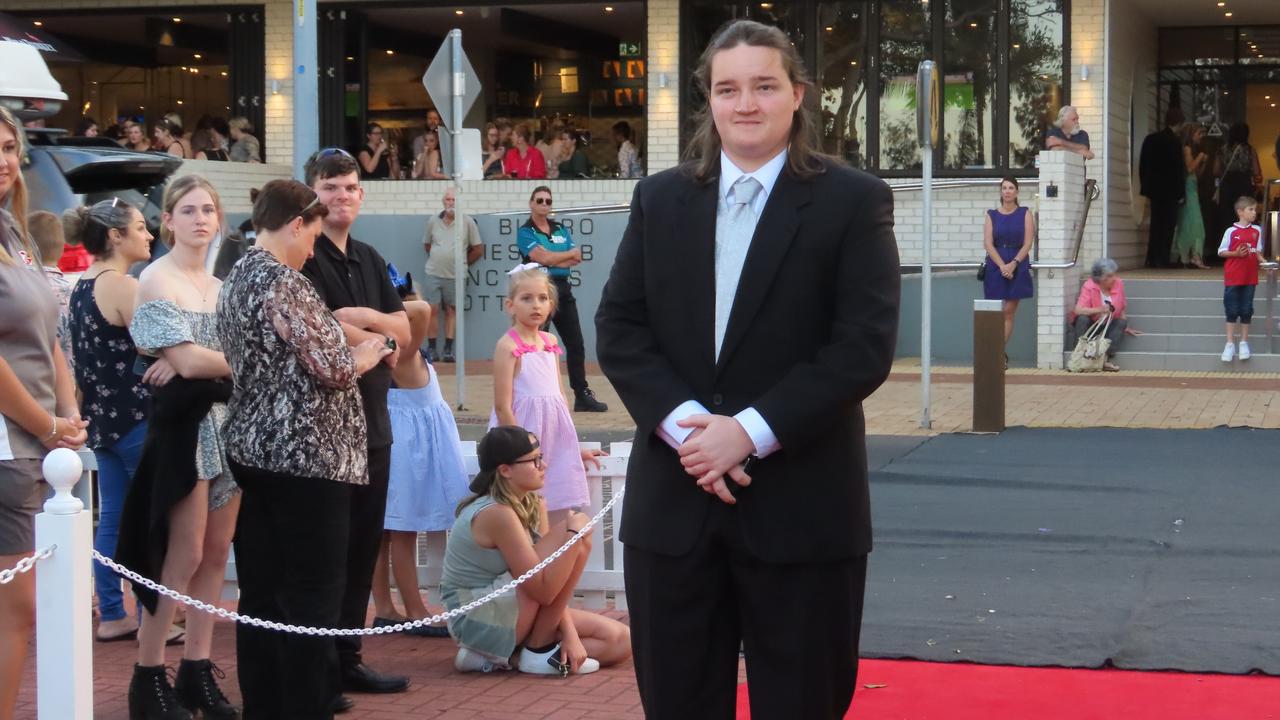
{"left": 574, "top": 388, "right": 608, "bottom": 413}
{"left": 441, "top": 348, "right": 456, "bottom": 363}
{"left": 1222, "top": 342, "right": 1236, "bottom": 362}
{"left": 454, "top": 647, "right": 509, "bottom": 673}
{"left": 1239, "top": 341, "right": 1251, "bottom": 360}
{"left": 516, "top": 644, "right": 600, "bottom": 676}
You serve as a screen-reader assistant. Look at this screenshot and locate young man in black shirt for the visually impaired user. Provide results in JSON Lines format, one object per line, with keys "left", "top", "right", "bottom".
{"left": 302, "top": 148, "right": 412, "bottom": 711}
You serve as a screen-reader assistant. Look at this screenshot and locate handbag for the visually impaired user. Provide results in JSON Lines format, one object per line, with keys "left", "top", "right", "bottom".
{"left": 977, "top": 262, "right": 986, "bottom": 281}
{"left": 1067, "top": 313, "right": 1112, "bottom": 373}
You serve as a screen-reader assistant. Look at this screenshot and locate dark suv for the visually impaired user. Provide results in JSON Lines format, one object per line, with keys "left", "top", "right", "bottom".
{"left": 22, "top": 129, "right": 182, "bottom": 244}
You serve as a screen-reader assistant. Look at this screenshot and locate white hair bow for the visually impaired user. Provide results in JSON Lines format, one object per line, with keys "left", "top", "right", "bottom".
{"left": 507, "top": 262, "right": 543, "bottom": 276}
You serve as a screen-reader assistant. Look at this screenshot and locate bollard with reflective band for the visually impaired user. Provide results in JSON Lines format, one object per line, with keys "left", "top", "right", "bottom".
{"left": 36, "top": 448, "right": 94, "bottom": 720}
{"left": 973, "top": 299, "right": 1006, "bottom": 433}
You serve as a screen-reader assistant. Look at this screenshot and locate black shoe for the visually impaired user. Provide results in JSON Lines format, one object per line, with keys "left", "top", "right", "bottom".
{"left": 128, "top": 664, "right": 193, "bottom": 720}
{"left": 574, "top": 388, "right": 608, "bottom": 412}
{"left": 341, "top": 663, "right": 410, "bottom": 694}
{"left": 174, "top": 659, "right": 239, "bottom": 719}
{"left": 442, "top": 348, "right": 456, "bottom": 363}
{"left": 332, "top": 694, "right": 355, "bottom": 714}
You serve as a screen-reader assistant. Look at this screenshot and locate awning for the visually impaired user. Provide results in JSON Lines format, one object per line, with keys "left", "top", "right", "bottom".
{"left": 0, "top": 13, "right": 84, "bottom": 62}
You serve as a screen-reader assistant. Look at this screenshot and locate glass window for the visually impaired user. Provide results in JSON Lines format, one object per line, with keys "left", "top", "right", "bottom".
{"left": 1008, "top": 0, "right": 1065, "bottom": 169}
{"left": 1160, "top": 27, "right": 1236, "bottom": 67}
{"left": 877, "top": 0, "right": 929, "bottom": 171}
{"left": 816, "top": 2, "right": 868, "bottom": 168}
{"left": 1239, "top": 27, "right": 1280, "bottom": 65}
{"left": 942, "top": 0, "right": 998, "bottom": 170}
{"left": 352, "top": 2, "right": 646, "bottom": 180}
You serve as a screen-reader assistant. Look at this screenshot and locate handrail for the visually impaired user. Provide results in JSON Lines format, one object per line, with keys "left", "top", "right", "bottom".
{"left": 902, "top": 179, "right": 1097, "bottom": 271}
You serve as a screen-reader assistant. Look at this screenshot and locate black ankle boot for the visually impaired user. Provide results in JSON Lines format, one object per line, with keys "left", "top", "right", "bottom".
{"left": 128, "top": 664, "right": 193, "bottom": 720}
{"left": 175, "top": 658, "right": 240, "bottom": 719}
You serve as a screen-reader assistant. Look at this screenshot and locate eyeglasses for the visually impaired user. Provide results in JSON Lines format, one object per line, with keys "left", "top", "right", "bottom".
{"left": 509, "top": 455, "right": 545, "bottom": 470}
{"left": 290, "top": 194, "right": 323, "bottom": 221}
{"left": 315, "top": 147, "right": 354, "bottom": 160}
{"left": 533, "top": 197, "right": 552, "bottom": 206}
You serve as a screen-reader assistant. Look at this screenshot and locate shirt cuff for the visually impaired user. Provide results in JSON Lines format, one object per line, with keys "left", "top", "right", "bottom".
{"left": 734, "top": 407, "right": 781, "bottom": 459}
{"left": 656, "top": 400, "right": 709, "bottom": 450}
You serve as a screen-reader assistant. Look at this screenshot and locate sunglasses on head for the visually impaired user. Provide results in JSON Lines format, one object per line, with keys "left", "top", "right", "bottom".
{"left": 533, "top": 197, "right": 552, "bottom": 206}
{"left": 290, "top": 194, "right": 322, "bottom": 222}
{"left": 315, "top": 147, "right": 355, "bottom": 160}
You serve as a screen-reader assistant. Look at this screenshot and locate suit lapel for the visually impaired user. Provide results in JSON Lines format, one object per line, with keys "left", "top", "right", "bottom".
{"left": 716, "top": 170, "right": 811, "bottom": 375}
{"left": 677, "top": 176, "right": 720, "bottom": 371}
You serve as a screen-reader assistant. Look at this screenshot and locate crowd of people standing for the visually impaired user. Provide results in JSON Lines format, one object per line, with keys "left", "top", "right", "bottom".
{"left": 72, "top": 113, "right": 262, "bottom": 164}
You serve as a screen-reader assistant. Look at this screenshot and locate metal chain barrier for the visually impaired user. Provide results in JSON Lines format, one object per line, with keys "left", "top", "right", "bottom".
{"left": 0, "top": 545, "right": 55, "bottom": 585}
{"left": 92, "top": 487, "right": 624, "bottom": 636}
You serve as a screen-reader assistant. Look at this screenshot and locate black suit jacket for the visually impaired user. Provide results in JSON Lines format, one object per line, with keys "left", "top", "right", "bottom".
{"left": 595, "top": 158, "right": 900, "bottom": 564}
{"left": 1139, "top": 128, "right": 1184, "bottom": 201}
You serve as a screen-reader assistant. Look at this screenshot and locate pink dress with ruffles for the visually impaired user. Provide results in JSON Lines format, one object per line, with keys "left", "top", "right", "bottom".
{"left": 489, "top": 329, "right": 589, "bottom": 511}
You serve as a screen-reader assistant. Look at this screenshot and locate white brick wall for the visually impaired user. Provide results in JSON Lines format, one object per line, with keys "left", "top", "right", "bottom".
{"left": 1105, "top": 0, "right": 1159, "bottom": 271}
{"left": 1035, "top": 151, "right": 1089, "bottom": 368}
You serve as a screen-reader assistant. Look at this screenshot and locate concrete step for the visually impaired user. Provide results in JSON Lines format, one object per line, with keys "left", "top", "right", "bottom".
{"left": 1125, "top": 296, "right": 1277, "bottom": 316}
{"left": 1063, "top": 350, "right": 1280, "bottom": 372}
{"left": 1123, "top": 278, "right": 1228, "bottom": 299}
{"left": 1125, "top": 315, "right": 1264, "bottom": 335}
{"left": 1116, "top": 333, "right": 1272, "bottom": 354}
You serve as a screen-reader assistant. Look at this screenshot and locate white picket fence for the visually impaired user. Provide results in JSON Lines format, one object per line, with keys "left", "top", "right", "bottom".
{"left": 77, "top": 440, "right": 631, "bottom": 611}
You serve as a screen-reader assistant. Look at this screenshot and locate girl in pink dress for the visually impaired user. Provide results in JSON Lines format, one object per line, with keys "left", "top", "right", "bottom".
{"left": 491, "top": 264, "right": 602, "bottom": 521}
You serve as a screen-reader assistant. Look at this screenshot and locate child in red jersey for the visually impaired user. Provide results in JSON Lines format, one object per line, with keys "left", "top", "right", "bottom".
{"left": 1216, "top": 196, "right": 1264, "bottom": 362}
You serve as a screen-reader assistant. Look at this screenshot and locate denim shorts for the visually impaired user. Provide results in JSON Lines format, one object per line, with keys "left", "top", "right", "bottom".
{"left": 1224, "top": 284, "right": 1256, "bottom": 323}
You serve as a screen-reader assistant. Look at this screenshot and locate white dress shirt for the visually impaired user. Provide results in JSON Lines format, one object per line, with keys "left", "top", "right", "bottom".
{"left": 655, "top": 149, "right": 787, "bottom": 458}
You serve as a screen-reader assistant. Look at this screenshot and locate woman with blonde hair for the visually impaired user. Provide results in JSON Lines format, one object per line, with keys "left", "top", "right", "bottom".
{"left": 116, "top": 173, "right": 240, "bottom": 719}
{"left": 0, "top": 105, "right": 89, "bottom": 720}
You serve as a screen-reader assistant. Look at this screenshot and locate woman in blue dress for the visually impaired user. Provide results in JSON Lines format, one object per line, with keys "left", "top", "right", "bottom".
{"left": 982, "top": 177, "right": 1036, "bottom": 365}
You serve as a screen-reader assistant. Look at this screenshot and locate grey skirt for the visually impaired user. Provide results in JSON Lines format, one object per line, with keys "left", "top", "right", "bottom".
{"left": 441, "top": 572, "right": 520, "bottom": 661}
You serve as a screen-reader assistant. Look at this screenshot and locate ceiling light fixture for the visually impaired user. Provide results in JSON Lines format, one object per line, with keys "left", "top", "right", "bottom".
{"left": 604, "top": 5, "right": 614, "bottom": 11}
{"left": 172, "top": 17, "right": 182, "bottom": 23}
{"left": 32, "top": 20, "right": 42, "bottom": 27}
{"left": 220, "top": 71, "right": 227, "bottom": 77}
{"left": 194, "top": 54, "right": 202, "bottom": 59}
{"left": 176, "top": 99, "right": 184, "bottom": 105}
{"left": 386, "top": 49, "right": 394, "bottom": 55}
{"left": 455, "top": 9, "right": 464, "bottom": 14}
{"left": 826, "top": 26, "right": 834, "bottom": 31}
{"left": 1225, "top": 11, "right": 1232, "bottom": 16}
{"left": 969, "top": 22, "right": 978, "bottom": 28}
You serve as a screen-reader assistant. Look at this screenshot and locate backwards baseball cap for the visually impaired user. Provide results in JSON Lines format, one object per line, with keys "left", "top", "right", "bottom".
{"left": 470, "top": 425, "right": 540, "bottom": 494}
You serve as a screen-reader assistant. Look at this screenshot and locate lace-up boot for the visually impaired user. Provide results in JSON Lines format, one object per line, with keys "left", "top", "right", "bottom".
{"left": 128, "top": 664, "right": 193, "bottom": 720}
{"left": 174, "top": 658, "right": 240, "bottom": 719}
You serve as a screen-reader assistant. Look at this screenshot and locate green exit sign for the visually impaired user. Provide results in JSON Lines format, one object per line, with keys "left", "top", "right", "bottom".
{"left": 619, "top": 42, "right": 642, "bottom": 58}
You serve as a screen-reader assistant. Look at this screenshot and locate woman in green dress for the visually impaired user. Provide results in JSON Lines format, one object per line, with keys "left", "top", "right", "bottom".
{"left": 1171, "top": 122, "right": 1210, "bottom": 269}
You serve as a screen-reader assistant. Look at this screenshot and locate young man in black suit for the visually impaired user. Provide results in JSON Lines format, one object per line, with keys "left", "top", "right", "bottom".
{"left": 1140, "top": 107, "right": 1187, "bottom": 268}
{"left": 596, "top": 19, "right": 900, "bottom": 720}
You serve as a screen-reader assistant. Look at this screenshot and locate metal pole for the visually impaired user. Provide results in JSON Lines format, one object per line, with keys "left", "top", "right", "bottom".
{"left": 449, "top": 29, "right": 467, "bottom": 410}
{"left": 292, "top": 0, "right": 319, "bottom": 180}
{"left": 921, "top": 148, "right": 933, "bottom": 430}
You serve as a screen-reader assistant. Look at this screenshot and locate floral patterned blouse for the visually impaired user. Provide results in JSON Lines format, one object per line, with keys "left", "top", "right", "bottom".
{"left": 69, "top": 273, "right": 149, "bottom": 448}
{"left": 217, "top": 247, "right": 368, "bottom": 485}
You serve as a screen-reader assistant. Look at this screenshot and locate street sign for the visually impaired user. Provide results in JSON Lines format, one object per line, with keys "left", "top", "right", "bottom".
{"left": 423, "top": 35, "right": 480, "bottom": 130}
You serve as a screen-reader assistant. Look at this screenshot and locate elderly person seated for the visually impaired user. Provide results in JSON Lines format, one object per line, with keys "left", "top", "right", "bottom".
{"left": 1045, "top": 105, "right": 1095, "bottom": 160}
{"left": 1070, "top": 258, "right": 1143, "bottom": 371}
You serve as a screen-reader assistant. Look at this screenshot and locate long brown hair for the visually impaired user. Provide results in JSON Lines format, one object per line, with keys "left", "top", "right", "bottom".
{"left": 685, "top": 19, "right": 828, "bottom": 184}
{"left": 0, "top": 106, "right": 36, "bottom": 266}
{"left": 160, "top": 174, "right": 223, "bottom": 248}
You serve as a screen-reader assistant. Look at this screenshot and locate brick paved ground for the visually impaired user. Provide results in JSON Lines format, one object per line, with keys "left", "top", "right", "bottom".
{"left": 15, "top": 359, "right": 1280, "bottom": 718}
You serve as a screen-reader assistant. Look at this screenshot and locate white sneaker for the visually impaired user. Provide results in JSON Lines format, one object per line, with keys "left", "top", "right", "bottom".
{"left": 1222, "top": 342, "right": 1236, "bottom": 362}
{"left": 1239, "top": 341, "right": 1251, "bottom": 360}
{"left": 517, "top": 644, "right": 600, "bottom": 676}
{"left": 454, "top": 647, "right": 509, "bottom": 673}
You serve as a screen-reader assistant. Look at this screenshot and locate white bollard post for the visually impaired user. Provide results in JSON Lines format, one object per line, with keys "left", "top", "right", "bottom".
{"left": 35, "top": 448, "right": 94, "bottom": 720}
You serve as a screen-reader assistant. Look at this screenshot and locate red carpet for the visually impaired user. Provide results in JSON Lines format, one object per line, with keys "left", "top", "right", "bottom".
{"left": 736, "top": 659, "right": 1280, "bottom": 719}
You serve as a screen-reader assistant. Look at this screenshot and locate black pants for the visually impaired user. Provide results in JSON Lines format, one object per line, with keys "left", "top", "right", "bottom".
{"left": 232, "top": 462, "right": 351, "bottom": 720}
{"left": 1146, "top": 196, "right": 1181, "bottom": 268}
{"left": 624, "top": 501, "right": 868, "bottom": 720}
{"left": 335, "top": 444, "right": 391, "bottom": 671}
{"left": 550, "top": 277, "right": 588, "bottom": 395}
{"left": 1071, "top": 314, "right": 1127, "bottom": 359}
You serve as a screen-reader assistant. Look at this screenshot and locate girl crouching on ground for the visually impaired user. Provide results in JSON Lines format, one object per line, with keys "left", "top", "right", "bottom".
{"left": 440, "top": 425, "right": 630, "bottom": 676}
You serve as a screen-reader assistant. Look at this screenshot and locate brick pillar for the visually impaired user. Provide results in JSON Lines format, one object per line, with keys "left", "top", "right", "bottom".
{"left": 1035, "top": 151, "right": 1088, "bottom": 368}
{"left": 645, "top": 0, "right": 680, "bottom": 173}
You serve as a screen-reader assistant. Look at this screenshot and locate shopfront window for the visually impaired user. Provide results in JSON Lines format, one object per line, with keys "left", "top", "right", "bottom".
{"left": 680, "top": 0, "right": 1069, "bottom": 176}
{"left": 330, "top": 2, "right": 646, "bottom": 180}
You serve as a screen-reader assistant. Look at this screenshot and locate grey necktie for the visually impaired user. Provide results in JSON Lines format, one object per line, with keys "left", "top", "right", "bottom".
{"left": 714, "top": 176, "right": 763, "bottom": 359}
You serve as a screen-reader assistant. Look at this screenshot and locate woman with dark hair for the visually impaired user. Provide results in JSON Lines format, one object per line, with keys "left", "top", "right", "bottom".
{"left": 219, "top": 179, "right": 390, "bottom": 718}
{"left": 358, "top": 122, "right": 399, "bottom": 180}
{"left": 502, "top": 124, "right": 547, "bottom": 180}
{"left": 0, "top": 104, "right": 89, "bottom": 720}
{"left": 411, "top": 129, "right": 448, "bottom": 180}
{"left": 1216, "top": 123, "right": 1263, "bottom": 236}
{"left": 982, "top": 177, "right": 1035, "bottom": 363}
{"left": 612, "top": 121, "right": 641, "bottom": 178}
{"left": 154, "top": 113, "right": 191, "bottom": 159}
{"left": 196, "top": 118, "right": 231, "bottom": 162}
{"left": 1172, "top": 122, "right": 1210, "bottom": 268}
{"left": 482, "top": 123, "right": 506, "bottom": 179}
{"left": 75, "top": 116, "right": 100, "bottom": 137}
{"left": 557, "top": 129, "right": 589, "bottom": 179}
{"left": 64, "top": 199, "right": 157, "bottom": 643}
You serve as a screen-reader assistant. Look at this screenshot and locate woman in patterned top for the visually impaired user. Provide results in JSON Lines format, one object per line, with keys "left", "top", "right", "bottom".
{"left": 64, "top": 199, "right": 156, "bottom": 643}
{"left": 219, "top": 179, "right": 391, "bottom": 719}
{"left": 119, "top": 174, "right": 240, "bottom": 720}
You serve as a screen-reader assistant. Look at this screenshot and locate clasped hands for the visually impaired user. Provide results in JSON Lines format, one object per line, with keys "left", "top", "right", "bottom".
{"left": 676, "top": 415, "right": 756, "bottom": 505}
